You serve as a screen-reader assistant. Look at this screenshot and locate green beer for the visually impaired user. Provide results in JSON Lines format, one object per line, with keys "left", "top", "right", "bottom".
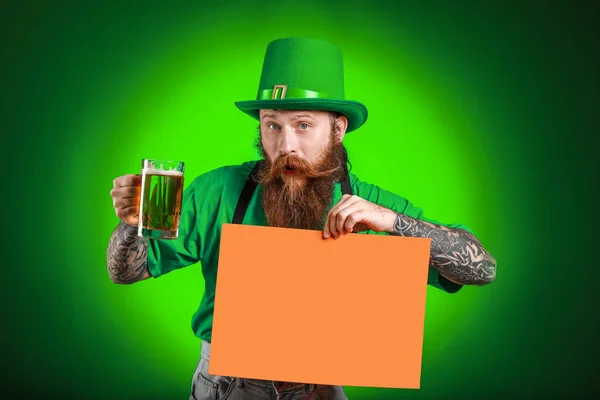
{"left": 138, "top": 160, "right": 184, "bottom": 240}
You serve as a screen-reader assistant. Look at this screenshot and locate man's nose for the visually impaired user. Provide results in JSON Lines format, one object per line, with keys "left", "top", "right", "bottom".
{"left": 278, "top": 126, "right": 298, "bottom": 156}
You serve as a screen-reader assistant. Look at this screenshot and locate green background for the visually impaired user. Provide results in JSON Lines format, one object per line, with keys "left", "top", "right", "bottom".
{"left": 2, "top": 0, "right": 598, "bottom": 398}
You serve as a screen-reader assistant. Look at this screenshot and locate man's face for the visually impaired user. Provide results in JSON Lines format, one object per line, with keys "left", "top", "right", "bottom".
{"left": 256, "top": 109, "right": 349, "bottom": 230}
{"left": 258, "top": 109, "right": 347, "bottom": 182}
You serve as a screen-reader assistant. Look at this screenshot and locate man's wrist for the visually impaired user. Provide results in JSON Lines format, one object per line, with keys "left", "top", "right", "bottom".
{"left": 385, "top": 210, "right": 402, "bottom": 235}
{"left": 120, "top": 220, "right": 138, "bottom": 233}
{"left": 388, "top": 211, "right": 416, "bottom": 237}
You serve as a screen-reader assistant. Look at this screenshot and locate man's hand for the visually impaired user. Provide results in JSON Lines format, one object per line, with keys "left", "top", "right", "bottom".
{"left": 322, "top": 195, "right": 497, "bottom": 285}
{"left": 110, "top": 174, "right": 142, "bottom": 226}
{"left": 323, "top": 195, "right": 396, "bottom": 239}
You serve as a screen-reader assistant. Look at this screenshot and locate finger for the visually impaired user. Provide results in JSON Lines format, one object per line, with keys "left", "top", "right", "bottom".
{"left": 334, "top": 195, "right": 361, "bottom": 215}
{"left": 335, "top": 203, "right": 363, "bottom": 236}
{"left": 328, "top": 195, "right": 362, "bottom": 236}
{"left": 110, "top": 185, "right": 141, "bottom": 199}
{"left": 113, "top": 174, "right": 142, "bottom": 188}
{"left": 331, "top": 197, "right": 362, "bottom": 237}
{"left": 116, "top": 205, "right": 139, "bottom": 220}
{"left": 113, "top": 196, "right": 139, "bottom": 209}
{"left": 327, "top": 205, "right": 343, "bottom": 239}
{"left": 323, "top": 195, "right": 353, "bottom": 238}
{"left": 329, "top": 206, "right": 348, "bottom": 239}
{"left": 344, "top": 210, "right": 368, "bottom": 233}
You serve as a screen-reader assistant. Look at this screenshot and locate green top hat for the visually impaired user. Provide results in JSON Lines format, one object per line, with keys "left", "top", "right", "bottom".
{"left": 235, "top": 37, "right": 368, "bottom": 132}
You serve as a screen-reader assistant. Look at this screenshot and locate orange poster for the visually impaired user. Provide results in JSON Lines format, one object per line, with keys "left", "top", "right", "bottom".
{"left": 210, "top": 224, "right": 431, "bottom": 389}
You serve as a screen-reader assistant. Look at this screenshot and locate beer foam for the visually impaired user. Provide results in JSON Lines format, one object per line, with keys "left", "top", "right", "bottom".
{"left": 143, "top": 168, "right": 183, "bottom": 176}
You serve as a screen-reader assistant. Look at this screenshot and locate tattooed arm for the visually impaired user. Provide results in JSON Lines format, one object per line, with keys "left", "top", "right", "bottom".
{"left": 106, "top": 221, "right": 152, "bottom": 284}
{"left": 324, "top": 195, "right": 496, "bottom": 286}
{"left": 391, "top": 213, "right": 496, "bottom": 285}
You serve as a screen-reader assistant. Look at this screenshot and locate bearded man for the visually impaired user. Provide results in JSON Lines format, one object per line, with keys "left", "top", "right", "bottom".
{"left": 107, "top": 37, "right": 496, "bottom": 400}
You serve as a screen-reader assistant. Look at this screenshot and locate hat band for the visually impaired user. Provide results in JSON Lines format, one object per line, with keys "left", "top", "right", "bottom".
{"left": 257, "top": 87, "right": 330, "bottom": 100}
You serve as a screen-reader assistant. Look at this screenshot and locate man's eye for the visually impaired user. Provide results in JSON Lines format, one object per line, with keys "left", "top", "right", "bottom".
{"left": 267, "top": 123, "right": 279, "bottom": 130}
{"left": 298, "top": 123, "right": 310, "bottom": 130}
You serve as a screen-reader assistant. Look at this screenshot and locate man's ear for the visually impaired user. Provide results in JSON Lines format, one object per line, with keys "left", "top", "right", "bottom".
{"left": 335, "top": 115, "right": 348, "bottom": 143}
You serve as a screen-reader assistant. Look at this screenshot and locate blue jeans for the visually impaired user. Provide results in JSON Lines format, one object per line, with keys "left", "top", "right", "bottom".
{"left": 190, "top": 340, "right": 349, "bottom": 400}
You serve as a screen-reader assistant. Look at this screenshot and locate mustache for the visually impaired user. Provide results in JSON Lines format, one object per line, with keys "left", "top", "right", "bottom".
{"left": 261, "top": 154, "right": 341, "bottom": 181}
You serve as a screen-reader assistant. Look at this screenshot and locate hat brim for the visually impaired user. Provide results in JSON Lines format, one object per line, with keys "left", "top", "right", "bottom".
{"left": 234, "top": 99, "right": 368, "bottom": 133}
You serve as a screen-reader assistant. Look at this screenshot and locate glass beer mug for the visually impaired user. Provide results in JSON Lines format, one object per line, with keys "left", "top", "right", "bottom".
{"left": 138, "top": 159, "right": 185, "bottom": 240}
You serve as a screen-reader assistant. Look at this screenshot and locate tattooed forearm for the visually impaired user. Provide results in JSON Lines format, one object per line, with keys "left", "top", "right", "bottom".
{"left": 106, "top": 221, "right": 149, "bottom": 284}
{"left": 391, "top": 213, "right": 496, "bottom": 285}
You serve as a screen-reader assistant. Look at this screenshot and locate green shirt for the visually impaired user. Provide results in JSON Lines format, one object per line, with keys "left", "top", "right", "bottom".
{"left": 147, "top": 161, "right": 470, "bottom": 342}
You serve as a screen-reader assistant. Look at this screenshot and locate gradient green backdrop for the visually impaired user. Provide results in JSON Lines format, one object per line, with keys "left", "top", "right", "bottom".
{"left": 2, "top": 0, "right": 598, "bottom": 398}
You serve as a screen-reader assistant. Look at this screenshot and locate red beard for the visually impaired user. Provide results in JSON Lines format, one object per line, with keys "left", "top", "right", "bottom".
{"left": 256, "top": 134, "right": 348, "bottom": 230}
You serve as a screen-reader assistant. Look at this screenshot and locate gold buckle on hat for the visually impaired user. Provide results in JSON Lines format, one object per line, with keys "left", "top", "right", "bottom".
{"left": 271, "top": 84, "right": 287, "bottom": 99}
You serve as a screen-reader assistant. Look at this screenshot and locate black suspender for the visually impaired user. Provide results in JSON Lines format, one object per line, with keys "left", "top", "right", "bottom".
{"left": 232, "top": 162, "right": 262, "bottom": 225}
{"left": 232, "top": 162, "right": 353, "bottom": 224}
{"left": 340, "top": 173, "right": 352, "bottom": 197}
